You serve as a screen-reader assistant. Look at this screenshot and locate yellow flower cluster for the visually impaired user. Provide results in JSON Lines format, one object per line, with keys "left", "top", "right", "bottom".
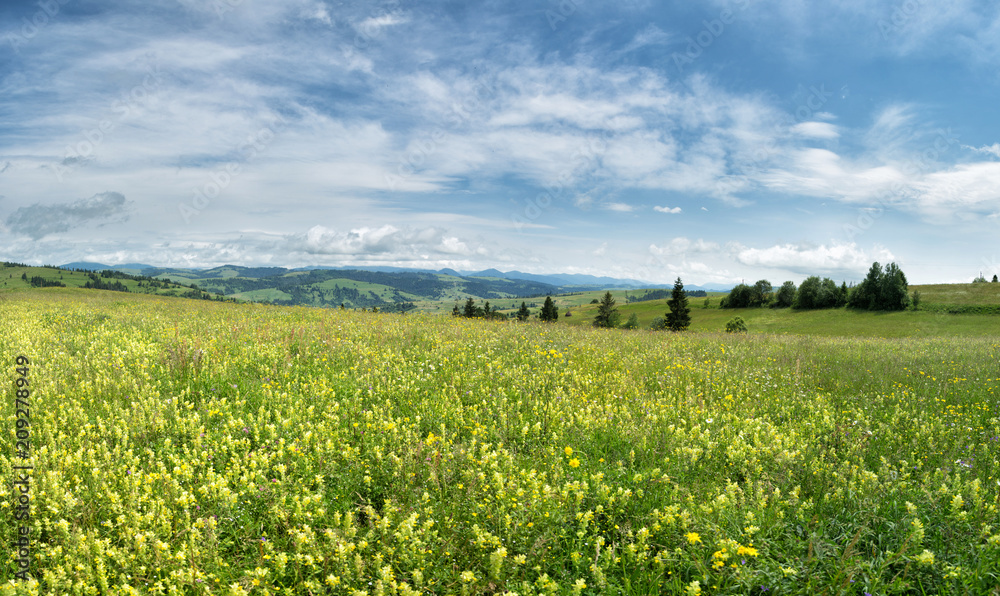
{"left": 0, "top": 290, "right": 997, "bottom": 594}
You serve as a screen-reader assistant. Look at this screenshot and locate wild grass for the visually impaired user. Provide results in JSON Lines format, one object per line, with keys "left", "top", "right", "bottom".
{"left": 1, "top": 288, "right": 998, "bottom": 595}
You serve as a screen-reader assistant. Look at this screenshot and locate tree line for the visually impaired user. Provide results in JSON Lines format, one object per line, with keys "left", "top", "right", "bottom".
{"left": 720, "top": 262, "right": 914, "bottom": 311}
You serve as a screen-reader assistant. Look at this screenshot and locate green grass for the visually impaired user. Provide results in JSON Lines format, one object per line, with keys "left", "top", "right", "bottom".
{"left": 1, "top": 288, "right": 998, "bottom": 595}
{"left": 0, "top": 264, "right": 222, "bottom": 300}
{"left": 555, "top": 284, "right": 1000, "bottom": 338}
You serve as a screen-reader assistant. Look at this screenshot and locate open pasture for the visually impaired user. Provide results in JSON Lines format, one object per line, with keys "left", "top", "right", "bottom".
{"left": 2, "top": 289, "right": 998, "bottom": 595}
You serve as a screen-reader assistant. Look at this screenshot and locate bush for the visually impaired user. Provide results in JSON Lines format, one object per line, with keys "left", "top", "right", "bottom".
{"left": 650, "top": 317, "right": 667, "bottom": 330}
{"left": 774, "top": 281, "right": 796, "bottom": 308}
{"left": 622, "top": 313, "right": 639, "bottom": 330}
{"left": 725, "top": 316, "right": 748, "bottom": 333}
{"left": 911, "top": 290, "right": 921, "bottom": 310}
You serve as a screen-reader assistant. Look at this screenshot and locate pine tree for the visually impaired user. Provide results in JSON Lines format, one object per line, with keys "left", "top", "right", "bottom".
{"left": 540, "top": 296, "right": 559, "bottom": 322}
{"left": 463, "top": 297, "right": 476, "bottom": 318}
{"left": 665, "top": 277, "right": 691, "bottom": 331}
{"left": 516, "top": 301, "right": 530, "bottom": 322}
{"left": 592, "top": 291, "right": 620, "bottom": 328}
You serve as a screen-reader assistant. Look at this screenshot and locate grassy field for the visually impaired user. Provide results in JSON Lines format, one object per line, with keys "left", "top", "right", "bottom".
{"left": 1, "top": 288, "right": 999, "bottom": 595}
{"left": 552, "top": 284, "right": 1000, "bottom": 338}
{"left": 0, "top": 264, "right": 223, "bottom": 301}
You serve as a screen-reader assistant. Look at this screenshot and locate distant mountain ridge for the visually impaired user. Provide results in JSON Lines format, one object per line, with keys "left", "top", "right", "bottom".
{"left": 57, "top": 262, "right": 731, "bottom": 309}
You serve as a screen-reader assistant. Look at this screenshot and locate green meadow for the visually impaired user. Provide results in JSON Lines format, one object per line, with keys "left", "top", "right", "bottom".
{"left": 1, "top": 287, "right": 998, "bottom": 595}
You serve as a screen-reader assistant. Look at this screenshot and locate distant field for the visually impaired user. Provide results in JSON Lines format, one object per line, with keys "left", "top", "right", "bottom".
{"left": 0, "top": 263, "right": 221, "bottom": 300}
{"left": 551, "top": 284, "right": 1000, "bottom": 338}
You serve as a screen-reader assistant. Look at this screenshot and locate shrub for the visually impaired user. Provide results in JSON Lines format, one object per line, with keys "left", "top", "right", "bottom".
{"left": 725, "top": 316, "right": 748, "bottom": 333}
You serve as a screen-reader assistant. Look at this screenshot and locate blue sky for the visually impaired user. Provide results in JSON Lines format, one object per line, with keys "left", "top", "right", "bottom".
{"left": 1, "top": 0, "right": 999, "bottom": 285}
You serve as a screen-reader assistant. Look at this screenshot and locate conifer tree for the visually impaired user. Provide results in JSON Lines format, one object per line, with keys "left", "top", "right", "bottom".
{"left": 463, "top": 297, "right": 476, "bottom": 318}
{"left": 666, "top": 277, "right": 691, "bottom": 331}
{"left": 592, "top": 291, "right": 620, "bottom": 328}
{"left": 516, "top": 301, "right": 530, "bottom": 322}
{"left": 540, "top": 296, "right": 559, "bottom": 322}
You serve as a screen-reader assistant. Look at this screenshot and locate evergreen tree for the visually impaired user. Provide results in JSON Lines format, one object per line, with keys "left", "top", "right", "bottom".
{"left": 540, "top": 296, "right": 559, "bottom": 322}
{"left": 463, "top": 297, "right": 476, "bottom": 318}
{"left": 665, "top": 277, "right": 691, "bottom": 331}
{"left": 592, "top": 291, "right": 620, "bottom": 328}
{"left": 516, "top": 301, "right": 530, "bottom": 322}
{"left": 994, "top": 275, "right": 999, "bottom": 283}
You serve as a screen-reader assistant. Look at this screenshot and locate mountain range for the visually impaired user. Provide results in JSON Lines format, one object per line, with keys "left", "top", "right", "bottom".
{"left": 55, "top": 262, "right": 730, "bottom": 310}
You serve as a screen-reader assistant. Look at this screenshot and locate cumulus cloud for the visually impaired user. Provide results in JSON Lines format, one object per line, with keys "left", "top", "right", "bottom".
{"left": 5, "top": 191, "right": 131, "bottom": 240}
{"left": 654, "top": 205, "right": 682, "bottom": 214}
{"left": 731, "top": 242, "right": 895, "bottom": 276}
{"left": 649, "top": 237, "right": 720, "bottom": 257}
{"left": 292, "top": 224, "right": 475, "bottom": 258}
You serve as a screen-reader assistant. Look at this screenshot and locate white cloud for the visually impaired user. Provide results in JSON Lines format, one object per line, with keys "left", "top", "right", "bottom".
{"left": 604, "top": 202, "right": 634, "bottom": 212}
{"left": 965, "top": 143, "right": 1000, "bottom": 158}
{"left": 654, "top": 205, "right": 681, "bottom": 214}
{"left": 791, "top": 121, "right": 840, "bottom": 139}
{"left": 732, "top": 242, "right": 895, "bottom": 276}
{"left": 649, "top": 237, "right": 719, "bottom": 257}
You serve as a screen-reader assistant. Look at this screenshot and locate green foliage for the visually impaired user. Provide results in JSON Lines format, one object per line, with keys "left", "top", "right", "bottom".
{"left": 775, "top": 281, "right": 796, "bottom": 308}
{"left": 972, "top": 274, "right": 988, "bottom": 283}
{"left": 721, "top": 279, "right": 773, "bottom": 308}
{"left": 516, "top": 301, "right": 531, "bottom": 322}
{"left": 911, "top": 290, "right": 921, "bottom": 310}
{"left": 794, "top": 276, "right": 843, "bottom": 309}
{"left": 622, "top": 312, "right": 640, "bottom": 330}
{"left": 725, "top": 316, "right": 748, "bottom": 333}
{"left": 720, "top": 283, "right": 752, "bottom": 308}
{"left": 539, "top": 295, "right": 559, "bottom": 322}
{"left": 463, "top": 296, "right": 478, "bottom": 318}
{"left": 592, "top": 291, "right": 620, "bottom": 328}
{"left": 590, "top": 298, "right": 599, "bottom": 304}
{"left": 649, "top": 316, "right": 667, "bottom": 330}
{"left": 848, "top": 262, "right": 910, "bottom": 311}
{"left": 665, "top": 277, "right": 691, "bottom": 331}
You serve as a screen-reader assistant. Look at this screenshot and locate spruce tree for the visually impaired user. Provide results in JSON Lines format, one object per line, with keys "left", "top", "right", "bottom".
{"left": 592, "top": 291, "right": 620, "bottom": 328}
{"left": 516, "top": 301, "right": 530, "bottom": 322}
{"left": 540, "top": 296, "right": 558, "bottom": 322}
{"left": 463, "top": 297, "right": 476, "bottom": 318}
{"left": 666, "top": 277, "right": 691, "bottom": 331}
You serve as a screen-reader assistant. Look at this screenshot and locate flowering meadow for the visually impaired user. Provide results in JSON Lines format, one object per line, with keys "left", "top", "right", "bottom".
{"left": 2, "top": 289, "right": 999, "bottom": 595}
